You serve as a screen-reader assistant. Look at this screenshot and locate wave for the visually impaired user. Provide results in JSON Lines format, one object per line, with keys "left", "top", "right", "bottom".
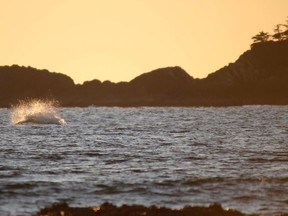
{"left": 10, "top": 99, "right": 66, "bottom": 125}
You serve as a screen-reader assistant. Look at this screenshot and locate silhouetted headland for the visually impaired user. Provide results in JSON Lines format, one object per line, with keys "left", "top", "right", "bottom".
{"left": 1, "top": 40, "right": 288, "bottom": 107}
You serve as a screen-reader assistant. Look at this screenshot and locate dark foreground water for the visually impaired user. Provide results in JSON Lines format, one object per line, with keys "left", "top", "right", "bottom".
{"left": 0, "top": 106, "right": 288, "bottom": 215}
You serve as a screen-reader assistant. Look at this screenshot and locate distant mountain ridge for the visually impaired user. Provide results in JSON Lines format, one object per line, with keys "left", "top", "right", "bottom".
{"left": 1, "top": 40, "right": 288, "bottom": 107}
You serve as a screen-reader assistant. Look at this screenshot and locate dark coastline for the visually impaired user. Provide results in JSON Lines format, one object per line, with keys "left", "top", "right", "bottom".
{"left": 1, "top": 40, "right": 288, "bottom": 108}
{"left": 34, "top": 202, "right": 288, "bottom": 216}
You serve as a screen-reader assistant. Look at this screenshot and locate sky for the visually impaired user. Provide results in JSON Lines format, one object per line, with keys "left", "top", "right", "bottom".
{"left": 1, "top": 0, "right": 288, "bottom": 84}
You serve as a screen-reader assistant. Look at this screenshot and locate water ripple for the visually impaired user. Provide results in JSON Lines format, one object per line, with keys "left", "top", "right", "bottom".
{"left": 0, "top": 106, "right": 288, "bottom": 215}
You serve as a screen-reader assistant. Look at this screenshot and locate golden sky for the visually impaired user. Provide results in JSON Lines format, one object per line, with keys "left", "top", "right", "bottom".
{"left": 1, "top": 0, "right": 287, "bottom": 84}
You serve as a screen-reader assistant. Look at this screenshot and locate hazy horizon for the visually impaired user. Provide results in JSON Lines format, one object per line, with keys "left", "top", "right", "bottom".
{"left": 1, "top": 0, "right": 288, "bottom": 84}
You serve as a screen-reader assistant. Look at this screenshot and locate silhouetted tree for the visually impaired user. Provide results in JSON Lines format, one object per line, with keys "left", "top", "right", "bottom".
{"left": 252, "top": 31, "right": 270, "bottom": 43}
{"left": 283, "top": 16, "right": 288, "bottom": 40}
{"left": 272, "top": 24, "right": 283, "bottom": 41}
{"left": 251, "top": 17, "right": 288, "bottom": 46}
{"left": 272, "top": 21, "right": 288, "bottom": 41}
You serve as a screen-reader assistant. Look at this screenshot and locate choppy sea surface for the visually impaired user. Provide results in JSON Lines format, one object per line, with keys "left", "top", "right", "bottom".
{"left": 0, "top": 106, "right": 288, "bottom": 215}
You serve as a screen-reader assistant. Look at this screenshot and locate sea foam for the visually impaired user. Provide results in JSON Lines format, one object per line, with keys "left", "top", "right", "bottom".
{"left": 10, "top": 99, "right": 66, "bottom": 125}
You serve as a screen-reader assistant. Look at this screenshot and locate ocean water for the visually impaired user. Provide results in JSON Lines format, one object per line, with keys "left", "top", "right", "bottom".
{"left": 0, "top": 106, "right": 288, "bottom": 215}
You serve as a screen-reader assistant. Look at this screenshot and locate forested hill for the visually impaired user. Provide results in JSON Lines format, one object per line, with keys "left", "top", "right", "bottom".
{"left": 0, "top": 40, "right": 288, "bottom": 107}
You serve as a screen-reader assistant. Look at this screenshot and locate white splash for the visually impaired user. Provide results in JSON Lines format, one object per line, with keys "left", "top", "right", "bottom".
{"left": 11, "top": 99, "right": 66, "bottom": 125}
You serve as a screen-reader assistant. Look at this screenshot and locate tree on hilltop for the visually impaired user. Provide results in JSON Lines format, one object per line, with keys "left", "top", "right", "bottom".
{"left": 282, "top": 16, "right": 288, "bottom": 40}
{"left": 272, "top": 24, "right": 283, "bottom": 41}
{"left": 251, "top": 31, "right": 270, "bottom": 43}
{"left": 272, "top": 23, "right": 288, "bottom": 41}
{"left": 250, "top": 17, "right": 288, "bottom": 46}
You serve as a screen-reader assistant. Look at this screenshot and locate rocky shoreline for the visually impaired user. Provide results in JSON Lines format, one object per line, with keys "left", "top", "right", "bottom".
{"left": 34, "top": 202, "right": 288, "bottom": 216}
